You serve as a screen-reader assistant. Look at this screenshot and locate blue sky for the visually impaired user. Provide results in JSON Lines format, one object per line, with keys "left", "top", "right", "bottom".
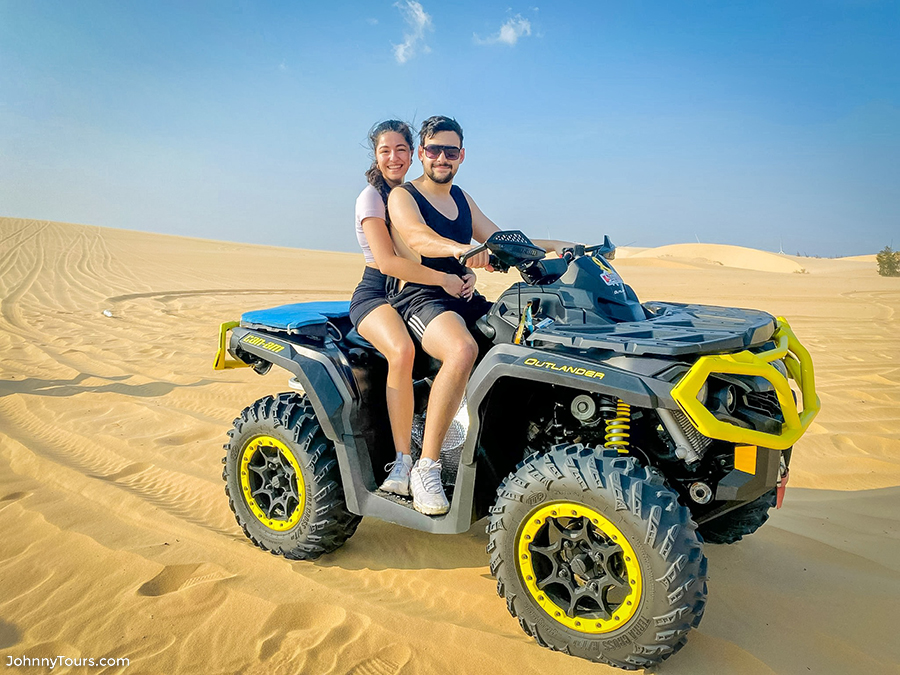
{"left": 1, "top": 1, "right": 897, "bottom": 257}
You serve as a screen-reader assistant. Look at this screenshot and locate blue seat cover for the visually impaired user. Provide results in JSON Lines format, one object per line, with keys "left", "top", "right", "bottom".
{"left": 241, "top": 301, "right": 351, "bottom": 333}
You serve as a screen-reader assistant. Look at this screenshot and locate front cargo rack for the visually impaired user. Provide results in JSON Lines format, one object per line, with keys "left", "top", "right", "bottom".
{"left": 528, "top": 302, "right": 776, "bottom": 357}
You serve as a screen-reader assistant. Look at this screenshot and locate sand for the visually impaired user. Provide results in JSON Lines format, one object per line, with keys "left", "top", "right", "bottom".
{"left": 1, "top": 217, "right": 898, "bottom": 674}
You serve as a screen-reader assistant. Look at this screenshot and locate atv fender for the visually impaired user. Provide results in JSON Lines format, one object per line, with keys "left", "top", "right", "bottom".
{"left": 462, "top": 343, "right": 675, "bottom": 465}
{"left": 228, "top": 326, "right": 349, "bottom": 441}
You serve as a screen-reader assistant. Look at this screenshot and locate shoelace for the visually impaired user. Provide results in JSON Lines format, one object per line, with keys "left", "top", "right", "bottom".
{"left": 418, "top": 462, "right": 443, "bottom": 494}
{"left": 383, "top": 458, "right": 408, "bottom": 476}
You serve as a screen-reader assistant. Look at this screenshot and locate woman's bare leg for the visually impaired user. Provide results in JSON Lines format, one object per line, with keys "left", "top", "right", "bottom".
{"left": 357, "top": 304, "right": 416, "bottom": 457}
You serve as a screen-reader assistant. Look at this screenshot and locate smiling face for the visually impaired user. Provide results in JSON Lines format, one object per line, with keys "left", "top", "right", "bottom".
{"left": 375, "top": 131, "right": 412, "bottom": 188}
{"left": 419, "top": 130, "right": 465, "bottom": 185}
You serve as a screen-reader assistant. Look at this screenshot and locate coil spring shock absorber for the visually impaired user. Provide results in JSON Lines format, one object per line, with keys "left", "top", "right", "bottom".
{"left": 601, "top": 399, "right": 632, "bottom": 453}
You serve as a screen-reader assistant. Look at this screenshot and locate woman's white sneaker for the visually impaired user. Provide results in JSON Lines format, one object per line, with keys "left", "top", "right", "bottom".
{"left": 380, "top": 452, "right": 413, "bottom": 496}
{"left": 410, "top": 458, "right": 450, "bottom": 515}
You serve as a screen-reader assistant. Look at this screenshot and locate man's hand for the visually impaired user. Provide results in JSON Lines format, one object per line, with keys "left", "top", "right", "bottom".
{"left": 456, "top": 244, "right": 492, "bottom": 270}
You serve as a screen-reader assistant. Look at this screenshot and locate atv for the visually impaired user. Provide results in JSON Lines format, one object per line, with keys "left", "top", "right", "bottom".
{"left": 213, "top": 231, "right": 819, "bottom": 669}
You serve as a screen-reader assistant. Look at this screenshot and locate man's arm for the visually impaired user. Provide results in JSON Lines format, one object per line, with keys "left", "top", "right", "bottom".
{"left": 532, "top": 239, "right": 576, "bottom": 256}
{"left": 388, "top": 188, "right": 469, "bottom": 259}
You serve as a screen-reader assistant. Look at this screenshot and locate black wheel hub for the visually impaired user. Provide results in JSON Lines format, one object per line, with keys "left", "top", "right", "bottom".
{"left": 248, "top": 444, "right": 300, "bottom": 521}
{"left": 529, "top": 516, "right": 630, "bottom": 620}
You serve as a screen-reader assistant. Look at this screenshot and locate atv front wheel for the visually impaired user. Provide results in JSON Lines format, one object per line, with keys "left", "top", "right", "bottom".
{"left": 223, "top": 393, "right": 361, "bottom": 560}
{"left": 487, "top": 445, "right": 707, "bottom": 670}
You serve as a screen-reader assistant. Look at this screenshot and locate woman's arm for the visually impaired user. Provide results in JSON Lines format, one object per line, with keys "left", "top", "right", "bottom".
{"left": 362, "top": 217, "right": 469, "bottom": 297}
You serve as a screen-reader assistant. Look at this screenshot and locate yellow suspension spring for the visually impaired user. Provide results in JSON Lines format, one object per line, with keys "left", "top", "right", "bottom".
{"left": 604, "top": 400, "right": 632, "bottom": 453}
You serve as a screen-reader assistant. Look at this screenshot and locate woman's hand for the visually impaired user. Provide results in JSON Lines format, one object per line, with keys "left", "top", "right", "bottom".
{"left": 441, "top": 273, "right": 466, "bottom": 298}
{"left": 460, "top": 273, "right": 476, "bottom": 300}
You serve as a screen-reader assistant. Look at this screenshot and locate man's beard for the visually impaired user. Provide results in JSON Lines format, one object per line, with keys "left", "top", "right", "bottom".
{"left": 425, "top": 163, "right": 454, "bottom": 184}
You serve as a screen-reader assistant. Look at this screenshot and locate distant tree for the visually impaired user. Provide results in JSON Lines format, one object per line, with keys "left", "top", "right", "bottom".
{"left": 876, "top": 246, "right": 900, "bottom": 277}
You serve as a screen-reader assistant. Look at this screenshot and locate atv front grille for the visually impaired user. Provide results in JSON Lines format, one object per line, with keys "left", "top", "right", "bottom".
{"left": 744, "top": 391, "right": 784, "bottom": 421}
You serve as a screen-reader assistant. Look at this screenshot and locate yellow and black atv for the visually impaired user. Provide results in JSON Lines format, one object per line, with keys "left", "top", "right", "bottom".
{"left": 214, "top": 231, "right": 819, "bottom": 669}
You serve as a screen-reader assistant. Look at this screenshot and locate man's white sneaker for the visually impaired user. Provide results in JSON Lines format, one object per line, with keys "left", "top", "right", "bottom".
{"left": 380, "top": 452, "right": 413, "bottom": 496}
{"left": 410, "top": 458, "right": 450, "bottom": 515}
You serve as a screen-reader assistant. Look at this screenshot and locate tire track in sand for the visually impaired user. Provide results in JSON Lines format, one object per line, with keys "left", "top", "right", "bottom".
{"left": 0, "top": 237, "right": 45, "bottom": 331}
{"left": 106, "top": 288, "right": 349, "bottom": 304}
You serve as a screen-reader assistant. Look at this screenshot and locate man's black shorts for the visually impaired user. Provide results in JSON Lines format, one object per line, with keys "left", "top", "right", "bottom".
{"left": 389, "top": 283, "right": 493, "bottom": 342}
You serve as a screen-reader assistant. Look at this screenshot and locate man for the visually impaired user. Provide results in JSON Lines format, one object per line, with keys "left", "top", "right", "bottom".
{"left": 388, "top": 115, "right": 570, "bottom": 516}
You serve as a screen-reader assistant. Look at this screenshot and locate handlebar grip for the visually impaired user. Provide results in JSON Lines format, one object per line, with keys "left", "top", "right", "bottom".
{"left": 459, "top": 243, "right": 488, "bottom": 265}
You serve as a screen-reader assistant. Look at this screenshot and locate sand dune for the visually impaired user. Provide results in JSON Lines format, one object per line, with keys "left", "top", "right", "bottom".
{"left": 1, "top": 217, "right": 898, "bottom": 674}
{"left": 627, "top": 243, "right": 808, "bottom": 274}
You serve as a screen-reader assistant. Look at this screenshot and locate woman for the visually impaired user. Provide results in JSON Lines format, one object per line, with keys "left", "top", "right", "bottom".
{"left": 350, "top": 120, "right": 474, "bottom": 498}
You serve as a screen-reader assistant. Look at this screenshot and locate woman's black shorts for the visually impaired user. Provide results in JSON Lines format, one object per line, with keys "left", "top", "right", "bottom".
{"left": 349, "top": 266, "right": 390, "bottom": 327}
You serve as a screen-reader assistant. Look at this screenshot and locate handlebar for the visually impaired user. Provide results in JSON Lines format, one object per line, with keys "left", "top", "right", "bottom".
{"left": 459, "top": 232, "right": 615, "bottom": 281}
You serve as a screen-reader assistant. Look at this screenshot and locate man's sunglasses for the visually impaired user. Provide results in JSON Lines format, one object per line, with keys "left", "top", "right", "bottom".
{"left": 423, "top": 144, "right": 461, "bottom": 161}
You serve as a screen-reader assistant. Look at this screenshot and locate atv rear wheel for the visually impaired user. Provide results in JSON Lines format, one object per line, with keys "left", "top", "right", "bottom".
{"left": 698, "top": 488, "right": 777, "bottom": 544}
{"left": 223, "top": 393, "right": 361, "bottom": 560}
{"left": 487, "top": 445, "right": 707, "bottom": 670}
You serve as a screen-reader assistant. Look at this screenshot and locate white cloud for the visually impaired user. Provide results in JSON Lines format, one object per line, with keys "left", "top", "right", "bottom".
{"left": 392, "top": 1, "right": 433, "bottom": 64}
{"left": 474, "top": 14, "right": 532, "bottom": 46}
{"left": 366, "top": 17, "right": 378, "bottom": 25}
{"left": 278, "top": 60, "right": 288, "bottom": 72}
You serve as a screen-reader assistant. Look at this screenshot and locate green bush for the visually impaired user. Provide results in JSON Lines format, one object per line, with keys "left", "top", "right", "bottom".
{"left": 876, "top": 246, "right": 900, "bottom": 277}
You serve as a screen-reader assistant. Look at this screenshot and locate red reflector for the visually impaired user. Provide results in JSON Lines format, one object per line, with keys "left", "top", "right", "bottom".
{"left": 776, "top": 467, "right": 790, "bottom": 508}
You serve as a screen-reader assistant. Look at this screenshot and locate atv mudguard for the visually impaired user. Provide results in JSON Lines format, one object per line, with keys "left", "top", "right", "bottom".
{"left": 461, "top": 343, "right": 679, "bottom": 466}
{"left": 228, "top": 326, "right": 349, "bottom": 441}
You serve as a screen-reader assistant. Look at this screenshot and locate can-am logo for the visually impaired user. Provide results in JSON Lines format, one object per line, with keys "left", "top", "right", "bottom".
{"left": 241, "top": 334, "right": 286, "bottom": 354}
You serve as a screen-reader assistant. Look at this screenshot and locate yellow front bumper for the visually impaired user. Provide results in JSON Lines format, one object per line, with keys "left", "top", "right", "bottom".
{"left": 670, "top": 318, "right": 819, "bottom": 450}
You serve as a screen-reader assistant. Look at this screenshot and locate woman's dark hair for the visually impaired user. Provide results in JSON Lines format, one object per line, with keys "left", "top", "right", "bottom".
{"left": 365, "top": 119, "right": 414, "bottom": 206}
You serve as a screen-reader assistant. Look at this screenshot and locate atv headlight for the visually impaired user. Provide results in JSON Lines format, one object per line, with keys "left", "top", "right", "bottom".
{"left": 696, "top": 381, "right": 709, "bottom": 405}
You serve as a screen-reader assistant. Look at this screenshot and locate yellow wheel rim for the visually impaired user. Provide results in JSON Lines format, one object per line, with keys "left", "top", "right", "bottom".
{"left": 239, "top": 435, "right": 305, "bottom": 531}
{"left": 517, "top": 502, "right": 643, "bottom": 634}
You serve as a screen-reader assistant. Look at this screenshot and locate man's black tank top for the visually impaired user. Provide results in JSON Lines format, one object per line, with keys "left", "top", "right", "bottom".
{"left": 398, "top": 183, "right": 472, "bottom": 277}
